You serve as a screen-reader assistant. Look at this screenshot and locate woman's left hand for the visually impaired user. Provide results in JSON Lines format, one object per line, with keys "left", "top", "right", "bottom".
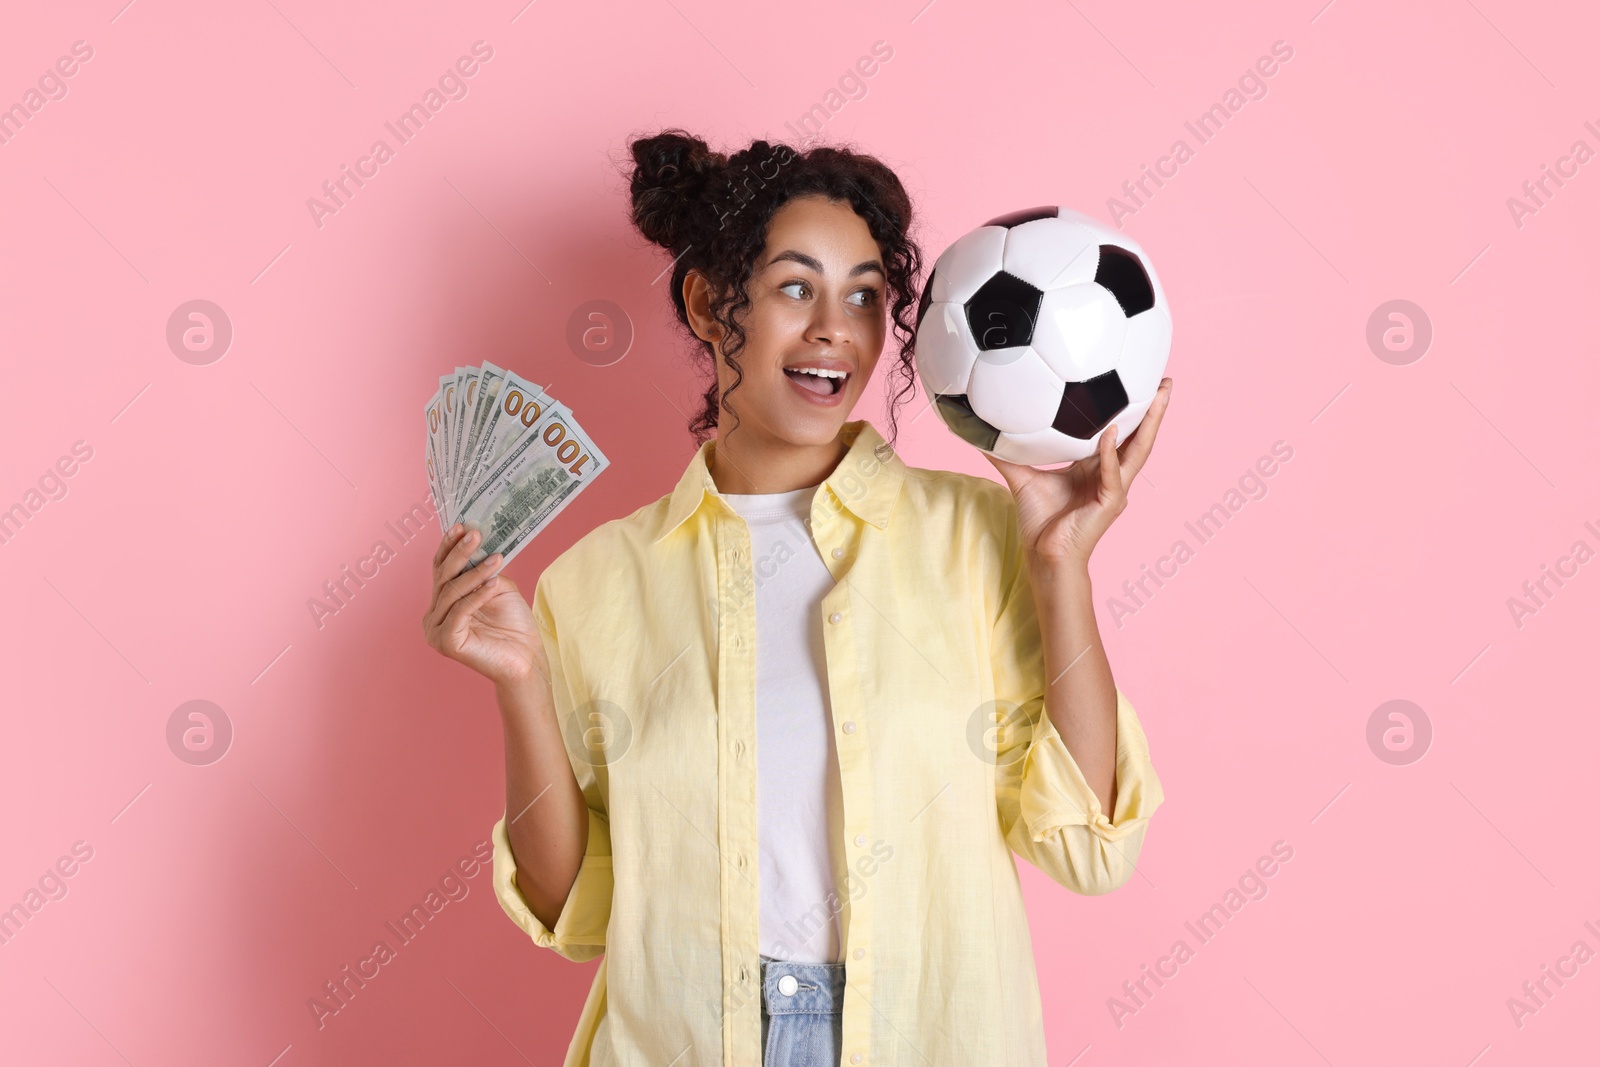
{"left": 983, "top": 377, "right": 1172, "bottom": 568}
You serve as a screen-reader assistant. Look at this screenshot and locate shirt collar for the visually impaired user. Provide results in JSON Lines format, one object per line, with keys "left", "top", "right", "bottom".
{"left": 652, "top": 419, "right": 905, "bottom": 544}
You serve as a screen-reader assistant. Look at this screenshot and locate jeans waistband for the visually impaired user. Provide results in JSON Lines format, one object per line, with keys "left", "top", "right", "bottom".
{"left": 759, "top": 954, "right": 846, "bottom": 1015}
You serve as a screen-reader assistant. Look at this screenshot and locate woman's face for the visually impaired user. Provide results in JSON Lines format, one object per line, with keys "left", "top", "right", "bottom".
{"left": 686, "top": 195, "right": 888, "bottom": 449}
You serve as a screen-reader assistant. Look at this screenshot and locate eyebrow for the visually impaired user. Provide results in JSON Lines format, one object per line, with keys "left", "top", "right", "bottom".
{"left": 763, "top": 249, "right": 885, "bottom": 279}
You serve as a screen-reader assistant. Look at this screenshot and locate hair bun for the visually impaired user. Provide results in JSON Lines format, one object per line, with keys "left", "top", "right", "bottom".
{"left": 627, "top": 129, "right": 725, "bottom": 254}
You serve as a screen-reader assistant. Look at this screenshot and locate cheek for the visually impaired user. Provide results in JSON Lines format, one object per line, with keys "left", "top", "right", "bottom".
{"left": 853, "top": 311, "right": 888, "bottom": 364}
{"left": 719, "top": 312, "right": 787, "bottom": 383}
{"left": 868, "top": 315, "right": 888, "bottom": 347}
{"left": 742, "top": 307, "right": 804, "bottom": 360}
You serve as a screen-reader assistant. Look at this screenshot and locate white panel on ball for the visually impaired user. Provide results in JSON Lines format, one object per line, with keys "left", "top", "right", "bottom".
{"left": 1108, "top": 396, "right": 1155, "bottom": 446}
{"left": 966, "top": 347, "right": 1065, "bottom": 434}
{"left": 1117, "top": 305, "right": 1173, "bottom": 402}
{"left": 1031, "top": 283, "right": 1129, "bottom": 382}
{"left": 999, "top": 218, "right": 1099, "bottom": 292}
{"left": 993, "top": 427, "right": 1098, "bottom": 465}
{"left": 928, "top": 226, "right": 1006, "bottom": 304}
{"left": 912, "top": 302, "right": 980, "bottom": 394}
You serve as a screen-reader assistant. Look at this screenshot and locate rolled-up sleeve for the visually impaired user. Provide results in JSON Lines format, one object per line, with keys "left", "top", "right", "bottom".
{"left": 491, "top": 805, "right": 612, "bottom": 962}
{"left": 987, "top": 493, "right": 1164, "bottom": 896}
{"left": 489, "top": 570, "right": 614, "bottom": 963}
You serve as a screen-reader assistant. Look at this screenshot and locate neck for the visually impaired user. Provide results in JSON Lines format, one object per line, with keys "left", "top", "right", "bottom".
{"left": 709, "top": 423, "right": 851, "bottom": 495}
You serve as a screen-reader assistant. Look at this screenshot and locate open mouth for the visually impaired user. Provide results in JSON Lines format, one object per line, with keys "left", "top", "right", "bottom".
{"left": 783, "top": 367, "right": 848, "bottom": 396}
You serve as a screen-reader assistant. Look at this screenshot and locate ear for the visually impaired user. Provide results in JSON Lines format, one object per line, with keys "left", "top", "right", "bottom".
{"left": 683, "top": 270, "right": 725, "bottom": 345}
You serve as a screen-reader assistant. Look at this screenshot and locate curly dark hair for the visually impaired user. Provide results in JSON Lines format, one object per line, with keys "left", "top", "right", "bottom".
{"left": 622, "top": 128, "right": 925, "bottom": 450}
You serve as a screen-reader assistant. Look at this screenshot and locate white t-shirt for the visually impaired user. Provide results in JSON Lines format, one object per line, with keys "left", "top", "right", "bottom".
{"left": 722, "top": 483, "right": 846, "bottom": 964}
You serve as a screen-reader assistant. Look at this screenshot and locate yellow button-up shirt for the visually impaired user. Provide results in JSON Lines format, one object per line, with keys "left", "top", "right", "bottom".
{"left": 491, "top": 419, "right": 1164, "bottom": 1066}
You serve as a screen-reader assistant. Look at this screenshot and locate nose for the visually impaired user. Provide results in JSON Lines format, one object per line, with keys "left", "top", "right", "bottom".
{"left": 808, "top": 293, "right": 851, "bottom": 349}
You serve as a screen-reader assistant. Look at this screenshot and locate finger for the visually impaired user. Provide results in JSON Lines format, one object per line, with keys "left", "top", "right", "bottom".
{"left": 1098, "top": 422, "right": 1124, "bottom": 502}
{"left": 433, "top": 523, "right": 467, "bottom": 568}
{"left": 432, "top": 552, "right": 504, "bottom": 627}
{"left": 434, "top": 526, "right": 483, "bottom": 589}
{"left": 1118, "top": 378, "right": 1171, "bottom": 484}
{"left": 427, "top": 540, "right": 496, "bottom": 629}
{"left": 445, "top": 551, "right": 503, "bottom": 602}
{"left": 429, "top": 525, "right": 475, "bottom": 610}
{"left": 427, "top": 526, "right": 477, "bottom": 617}
{"left": 441, "top": 570, "right": 503, "bottom": 647}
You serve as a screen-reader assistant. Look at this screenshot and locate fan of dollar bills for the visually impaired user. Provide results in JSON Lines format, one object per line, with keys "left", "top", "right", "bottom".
{"left": 424, "top": 362, "right": 609, "bottom": 569}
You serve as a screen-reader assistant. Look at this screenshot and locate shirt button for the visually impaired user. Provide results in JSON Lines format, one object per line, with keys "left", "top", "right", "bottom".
{"left": 842, "top": 721, "right": 856, "bottom": 734}
{"left": 732, "top": 634, "right": 743, "bottom": 649}
{"left": 853, "top": 947, "right": 865, "bottom": 960}
{"left": 829, "top": 612, "right": 843, "bottom": 624}
{"left": 832, "top": 546, "right": 845, "bottom": 559}
{"left": 851, "top": 1055, "right": 863, "bottom": 1064}
{"left": 778, "top": 974, "right": 799, "bottom": 996}
{"left": 854, "top": 834, "right": 866, "bottom": 847}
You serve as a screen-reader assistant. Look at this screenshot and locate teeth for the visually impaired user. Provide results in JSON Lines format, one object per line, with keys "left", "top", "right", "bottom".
{"left": 789, "top": 367, "right": 847, "bottom": 379}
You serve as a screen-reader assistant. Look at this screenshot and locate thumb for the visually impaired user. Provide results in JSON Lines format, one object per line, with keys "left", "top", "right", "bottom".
{"left": 981, "top": 449, "right": 1034, "bottom": 494}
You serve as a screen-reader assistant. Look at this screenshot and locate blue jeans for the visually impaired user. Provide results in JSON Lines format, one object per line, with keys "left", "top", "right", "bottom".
{"left": 759, "top": 954, "right": 846, "bottom": 1067}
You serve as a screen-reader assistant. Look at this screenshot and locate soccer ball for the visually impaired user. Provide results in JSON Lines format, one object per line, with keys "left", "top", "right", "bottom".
{"left": 914, "top": 206, "right": 1172, "bottom": 466}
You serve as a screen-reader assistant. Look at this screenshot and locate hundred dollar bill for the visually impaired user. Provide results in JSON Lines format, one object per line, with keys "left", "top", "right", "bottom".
{"left": 439, "top": 369, "right": 464, "bottom": 508}
{"left": 458, "top": 390, "right": 574, "bottom": 524}
{"left": 456, "top": 405, "right": 608, "bottom": 568}
{"left": 423, "top": 387, "right": 452, "bottom": 527}
{"left": 449, "top": 366, "right": 481, "bottom": 501}
{"left": 425, "top": 434, "right": 443, "bottom": 524}
{"left": 456, "top": 369, "right": 556, "bottom": 506}
{"left": 457, "top": 361, "right": 507, "bottom": 492}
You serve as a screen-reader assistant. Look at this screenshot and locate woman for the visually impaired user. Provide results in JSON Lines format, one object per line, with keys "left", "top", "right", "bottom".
{"left": 423, "top": 130, "right": 1171, "bottom": 1067}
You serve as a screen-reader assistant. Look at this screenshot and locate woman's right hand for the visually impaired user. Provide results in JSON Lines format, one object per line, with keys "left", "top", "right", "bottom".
{"left": 423, "top": 524, "right": 546, "bottom": 689}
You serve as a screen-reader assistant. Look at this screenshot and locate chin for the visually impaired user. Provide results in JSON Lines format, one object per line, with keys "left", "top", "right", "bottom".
{"left": 765, "top": 396, "right": 856, "bottom": 447}
{"left": 774, "top": 416, "right": 851, "bottom": 449}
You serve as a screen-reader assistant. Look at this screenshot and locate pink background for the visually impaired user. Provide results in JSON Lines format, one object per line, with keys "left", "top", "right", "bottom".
{"left": 3, "top": 0, "right": 1597, "bottom": 1063}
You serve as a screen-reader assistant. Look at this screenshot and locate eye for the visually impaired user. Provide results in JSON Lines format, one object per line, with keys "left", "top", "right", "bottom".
{"left": 777, "top": 280, "right": 881, "bottom": 307}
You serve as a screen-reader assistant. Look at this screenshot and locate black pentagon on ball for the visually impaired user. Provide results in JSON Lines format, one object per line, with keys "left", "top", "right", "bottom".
{"left": 983, "top": 206, "right": 1059, "bottom": 228}
{"left": 915, "top": 265, "right": 937, "bottom": 330}
{"left": 1094, "top": 246, "right": 1155, "bottom": 316}
{"left": 934, "top": 394, "right": 1000, "bottom": 452}
{"left": 965, "top": 271, "right": 1042, "bottom": 350}
{"left": 1054, "top": 370, "right": 1130, "bottom": 439}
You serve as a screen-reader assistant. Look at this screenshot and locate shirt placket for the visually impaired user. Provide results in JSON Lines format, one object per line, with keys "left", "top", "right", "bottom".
{"left": 811, "top": 491, "right": 876, "bottom": 1067}
{"left": 714, "top": 508, "right": 762, "bottom": 1066}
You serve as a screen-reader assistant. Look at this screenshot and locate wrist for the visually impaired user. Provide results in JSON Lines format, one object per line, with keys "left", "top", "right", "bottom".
{"left": 493, "top": 671, "right": 533, "bottom": 699}
{"left": 490, "top": 643, "right": 546, "bottom": 697}
{"left": 494, "top": 671, "right": 547, "bottom": 722}
{"left": 1025, "top": 549, "right": 1092, "bottom": 585}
